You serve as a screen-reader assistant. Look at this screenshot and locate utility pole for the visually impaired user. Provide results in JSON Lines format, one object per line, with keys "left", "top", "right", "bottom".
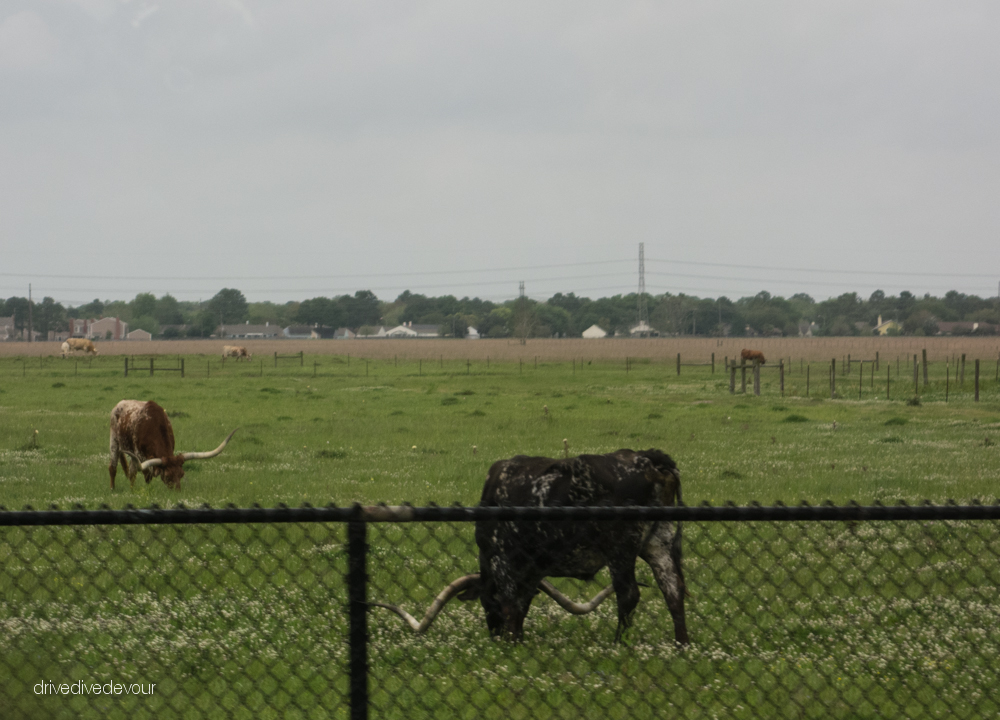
{"left": 519, "top": 281, "right": 525, "bottom": 298}
{"left": 636, "top": 243, "right": 648, "bottom": 334}
{"left": 27, "top": 283, "right": 33, "bottom": 343}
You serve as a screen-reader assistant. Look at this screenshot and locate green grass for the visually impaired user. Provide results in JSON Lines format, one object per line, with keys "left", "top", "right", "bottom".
{"left": 2, "top": 354, "right": 1000, "bottom": 718}
{"left": 2, "top": 353, "right": 1000, "bottom": 508}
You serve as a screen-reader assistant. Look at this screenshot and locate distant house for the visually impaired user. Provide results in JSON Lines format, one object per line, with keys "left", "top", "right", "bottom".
{"left": 466, "top": 326, "right": 480, "bottom": 339}
{"left": 355, "top": 326, "right": 389, "bottom": 338}
{"left": 629, "top": 321, "right": 657, "bottom": 337}
{"left": 798, "top": 321, "right": 819, "bottom": 337}
{"left": 283, "top": 325, "right": 335, "bottom": 339}
{"left": 386, "top": 322, "right": 440, "bottom": 338}
{"left": 219, "top": 322, "right": 281, "bottom": 339}
{"left": 873, "top": 315, "right": 900, "bottom": 336}
{"left": 126, "top": 329, "right": 152, "bottom": 341}
{"left": 88, "top": 317, "right": 128, "bottom": 341}
{"left": 0, "top": 316, "right": 14, "bottom": 341}
{"left": 333, "top": 327, "right": 356, "bottom": 340}
{"left": 936, "top": 321, "right": 998, "bottom": 335}
{"left": 582, "top": 324, "right": 607, "bottom": 339}
{"left": 69, "top": 318, "right": 95, "bottom": 338}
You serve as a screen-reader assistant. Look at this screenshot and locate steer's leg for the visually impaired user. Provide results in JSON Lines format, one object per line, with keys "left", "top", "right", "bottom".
{"left": 609, "top": 560, "right": 642, "bottom": 642}
{"left": 640, "top": 523, "right": 689, "bottom": 645}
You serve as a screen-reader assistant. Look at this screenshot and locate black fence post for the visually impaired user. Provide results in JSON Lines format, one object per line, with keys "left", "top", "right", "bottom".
{"left": 124, "top": 357, "right": 128, "bottom": 377}
{"left": 149, "top": 358, "right": 154, "bottom": 377}
{"left": 347, "top": 516, "right": 369, "bottom": 720}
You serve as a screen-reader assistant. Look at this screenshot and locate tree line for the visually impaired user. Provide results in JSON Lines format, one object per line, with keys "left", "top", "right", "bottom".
{"left": 2, "top": 287, "right": 998, "bottom": 339}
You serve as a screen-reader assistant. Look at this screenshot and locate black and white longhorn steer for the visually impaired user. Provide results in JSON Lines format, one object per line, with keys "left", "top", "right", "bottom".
{"left": 373, "top": 449, "right": 688, "bottom": 644}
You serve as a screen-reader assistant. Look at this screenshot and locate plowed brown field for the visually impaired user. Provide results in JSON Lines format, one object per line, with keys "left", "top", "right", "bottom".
{"left": 2, "top": 336, "right": 999, "bottom": 362}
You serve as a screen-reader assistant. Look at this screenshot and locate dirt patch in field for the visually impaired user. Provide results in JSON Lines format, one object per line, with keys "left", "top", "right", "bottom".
{"left": 1, "top": 336, "right": 998, "bottom": 363}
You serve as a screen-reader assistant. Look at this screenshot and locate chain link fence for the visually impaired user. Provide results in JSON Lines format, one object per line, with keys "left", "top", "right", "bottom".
{"left": 2, "top": 504, "right": 1000, "bottom": 719}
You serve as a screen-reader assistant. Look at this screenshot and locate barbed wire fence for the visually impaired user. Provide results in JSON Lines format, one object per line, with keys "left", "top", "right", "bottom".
{"left": 2, "top": 503, "right": 1000, "bottom": 719}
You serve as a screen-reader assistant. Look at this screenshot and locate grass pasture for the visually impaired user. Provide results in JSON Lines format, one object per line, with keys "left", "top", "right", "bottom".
{"left": 2, "top": 349, "right": 1000, "bottom": 718}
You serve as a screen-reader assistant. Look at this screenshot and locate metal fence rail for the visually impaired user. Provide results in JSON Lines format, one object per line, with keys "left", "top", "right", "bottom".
{"left": 2, "top": 503, "right": 1000, "bottom": 719}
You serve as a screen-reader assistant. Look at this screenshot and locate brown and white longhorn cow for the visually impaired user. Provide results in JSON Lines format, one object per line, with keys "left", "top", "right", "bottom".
{"left": 374, "top": 449, "right": 688, "bottom": 645}
{"left": 108, "top": 400, "right": 237, "bottom": 490}
{"left": 222, "top": 345, "right": 252, "bottom": 362}
{"left": 62, "top": 338, "right": 99, "bottom": 357}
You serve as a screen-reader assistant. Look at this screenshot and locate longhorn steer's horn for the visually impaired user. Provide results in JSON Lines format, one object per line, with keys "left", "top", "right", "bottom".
{"left": 373, "top": 575, "right": 616, "bottom": 633}
{"left": 177, "top": 429, "right": 239, "bottom": 461}
{"left": 122, "top": 449, "right": 164, "bottom": 471}
{"left": 538, "top": 580, "right": 615, "bottom": 614}
{"left": 371, "top": 574, "right": 482, "bottom": 633}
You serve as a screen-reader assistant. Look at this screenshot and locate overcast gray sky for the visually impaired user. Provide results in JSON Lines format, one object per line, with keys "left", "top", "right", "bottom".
{"left": 2, "top": 1, "right": 998, "bottom": 306}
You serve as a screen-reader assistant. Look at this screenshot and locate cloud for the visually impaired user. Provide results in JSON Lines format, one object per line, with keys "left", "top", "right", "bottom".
{"left": 0, "top": 12, "right": 59, "bottom": 71}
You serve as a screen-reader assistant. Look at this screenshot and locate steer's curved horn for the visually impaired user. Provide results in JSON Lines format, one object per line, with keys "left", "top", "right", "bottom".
{"left": 538, "top": 580, "right": 615, "bottom": 614}
{"left": 371, "top": 574, "right": 482, "bottom": 633}
{"left": 177, "top": 429, "right": 239, "bottom": 461}
{"left": 373, "top": 575, "right": 617, "bottom": 633}
{"left": 122, "top": 449, "right": 163, "bottom": 470}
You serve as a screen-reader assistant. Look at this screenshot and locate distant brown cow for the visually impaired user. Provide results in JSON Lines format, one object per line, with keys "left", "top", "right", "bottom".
{"left": 61, "top": 338, "right": 98, "bottom": 357}
{"left": 109, "top": 400, "right": 237, "bottom": 490}
{"left": 222, "top": 345, "right": 252, "bottom": 362}
{"left": 740, "top": 349, "right": 766, "bottom": 364}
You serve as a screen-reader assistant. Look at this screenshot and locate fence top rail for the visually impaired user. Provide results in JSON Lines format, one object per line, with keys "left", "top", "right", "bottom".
{"left": 2, "top": 502, "right": 1000, "bottom": 526}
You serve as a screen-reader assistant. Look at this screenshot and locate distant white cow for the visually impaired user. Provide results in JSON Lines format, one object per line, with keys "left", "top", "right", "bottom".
{"left": 61, "top": 338, "right": 99, "bottom": 357}
{"left": 222, "top": 345, "right": 252, "bottom": 362}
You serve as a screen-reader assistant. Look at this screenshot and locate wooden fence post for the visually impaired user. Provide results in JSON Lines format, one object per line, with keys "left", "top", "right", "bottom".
{"left": 274, "top": 351, "right": 277, "bottom": 368}
{"left": 741, "top": 361, "right": 747, "bottom": 394}
{"left": 677, "top": 353, "right": 681, "bottom": 376}
{"left": 875, "top": 351, "right": 879, "bottom": 371}
{"left": 300, "top": 351, "right": 304, "bottom": 367}
{"left": 847, "top": 354, "right": 851, "bottom": 374}
{"left": 975, "top": 359, "right": 980, "bottom": 402}
{"left": 180, "top": 358, "right": 184, "bottom": 378}
{"left": 753, "top": 362, "right": 760, "bottom": 396}
{"left": 730, "top": 364, "right": 736, "bottom": 394}
{"left": 711, "top": 352, "right": 715, "bottom": 374}
{"left": 124, "top": 357, "right": 128, "bottom": 378}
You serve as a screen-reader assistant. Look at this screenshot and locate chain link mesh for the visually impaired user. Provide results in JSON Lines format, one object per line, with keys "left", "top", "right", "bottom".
{"left": 2, "top": 512, "right": 999, "bottom": 718}
{"left": 1, "top": 522, "right": 348, "bottom": 719}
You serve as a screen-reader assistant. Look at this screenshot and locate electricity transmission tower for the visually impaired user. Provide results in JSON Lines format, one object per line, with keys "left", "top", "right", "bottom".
{"left": 636, "top": 243, "right": 649, "bottom": 333}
